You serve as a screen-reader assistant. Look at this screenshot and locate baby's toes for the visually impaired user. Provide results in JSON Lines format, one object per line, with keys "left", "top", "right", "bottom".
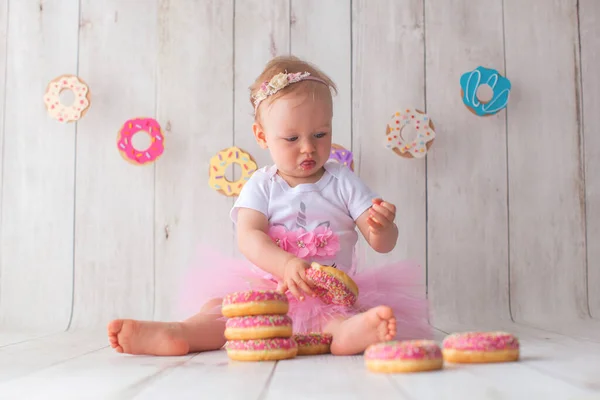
{"left": 388, "top": 320, "right": 397, "bottom": 337}
{"left": 388, "top": 326, "right": 397, "bottom": 338}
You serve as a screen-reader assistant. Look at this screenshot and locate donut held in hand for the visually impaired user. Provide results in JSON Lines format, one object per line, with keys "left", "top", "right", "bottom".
{"left": 305, "top": 262, "right": 359, "bottom": 306}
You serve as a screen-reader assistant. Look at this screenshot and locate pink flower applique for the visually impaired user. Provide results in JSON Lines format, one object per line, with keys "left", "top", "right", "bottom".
{"left": 313, "top": 225, "right": 340, "bottom": 257}
{"left": 268, "top": 225, "right": 289, "bottom": 251}
{"left": 287, "top": 227, "right": 317, "bottom": 259}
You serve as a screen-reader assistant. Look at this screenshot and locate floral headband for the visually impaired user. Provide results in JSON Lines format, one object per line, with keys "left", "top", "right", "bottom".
{"left": 252, "top": 71, "right": 328, "bottom": 113}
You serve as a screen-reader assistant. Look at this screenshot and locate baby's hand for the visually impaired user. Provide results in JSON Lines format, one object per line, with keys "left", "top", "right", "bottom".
{"left": 368, "top": 198, "right": 397, "bottom": 235}
{"left": 276, "top": 258, "right": 315, "bottom": 301}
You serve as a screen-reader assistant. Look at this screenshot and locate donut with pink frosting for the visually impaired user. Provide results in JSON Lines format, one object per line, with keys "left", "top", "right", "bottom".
{"left": 225, "top": 337, "right": 298, "bottom": 361}
{"left": 117, "top": 117, "right": 165, "bottom": 165}
{"left": 225, "top": 315, "right": 293, "bottom": 340}
{"left": 221, "top": 290, "right": 289, "bottom": 317}
{"left": 293, "top": 333, "right": 333, "bottom": 355}
{"left": 442, "top": 331, "right": 519, "bottom": 363}
{"left": 364, "top": 340, "right": 443, "bottom": 373}
{"left": 305, "top": 262, "right": 358, "bottom": 306}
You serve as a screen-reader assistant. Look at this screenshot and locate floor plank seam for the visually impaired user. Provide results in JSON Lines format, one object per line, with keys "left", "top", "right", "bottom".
{"left": 523, "top": 361, "right": 600, "bottom": 393}
{"left": 387, "top": 375, "right": 414, "bottom": 400}
{"left": 0, "top": 331, "right": 64, "bottom": 350}
{"left": 2, "top": 345, "right": 109, "bottom": 383}
{"left": 255, "top": 361, "right": 277, "bottom": 400}
{"left": 112, "top": 353, "right": 199, "bottom": 399}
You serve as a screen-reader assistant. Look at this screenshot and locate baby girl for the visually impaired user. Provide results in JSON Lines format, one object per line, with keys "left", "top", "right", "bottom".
{"left": 108, "top": 55, "right": 430, "bottom": 356}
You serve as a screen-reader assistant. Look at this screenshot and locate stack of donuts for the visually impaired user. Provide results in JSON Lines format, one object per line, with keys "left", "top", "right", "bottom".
{"left": 221, "top": 289, "right": 298, "bottom": 361}
{"left": 364, "top": 331, "right": 520, "bottom": 374}
{"left": 221, "top": 289, "right": 336, "bottom": 360}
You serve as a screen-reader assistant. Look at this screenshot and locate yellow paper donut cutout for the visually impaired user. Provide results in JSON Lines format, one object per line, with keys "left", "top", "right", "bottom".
{"left": 208, "top": 146, "right": 258, "bottom": 197}
{"left": 43, "top": 74, "right": 91, "bottom": 123}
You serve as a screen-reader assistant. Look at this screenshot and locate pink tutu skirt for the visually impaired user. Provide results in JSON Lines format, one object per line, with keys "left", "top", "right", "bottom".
{"left": 177, "top": 246, "right": 432, "bottom": 340}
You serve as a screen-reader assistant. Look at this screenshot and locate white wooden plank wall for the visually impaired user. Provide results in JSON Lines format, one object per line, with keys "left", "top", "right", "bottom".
{"left": 154, "top": 0, "right": 234, "bottom": 322}
{"left": 425, "top": 0, "right": 510, "bottom": 327}
{"left": 352, "top": 0, "right": 427, "bottom": 271}
{"left": 580, "top": 0, "right": 600, "bottom": 319}
{"left": 291, "top": 0, "right": 352, "bottom": 152}
{"left": 0, "top": 0, "right": 6, "bottom": 332}
{"left": 0, "top": 0, "right": 599, "bottom": 341}
{"left": 503, "top": 0, "right": 591, "bottom": 330}
{"left": 71, "top": 0, "right": 159, "bottom": 329}
{"left": 1, "top": 0, "right": 78, "bottom": 332}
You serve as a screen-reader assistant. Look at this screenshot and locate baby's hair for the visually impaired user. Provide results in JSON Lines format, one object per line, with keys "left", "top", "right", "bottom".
{"left": 250, "top": 55, "right": 338, "bottom": 121}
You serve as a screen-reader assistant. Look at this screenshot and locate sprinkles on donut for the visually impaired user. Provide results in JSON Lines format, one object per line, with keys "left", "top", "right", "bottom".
{"left": 365, "top": 340, "right": 443, "bottom": 373}
{"left": 117, "top": 117, "right": 165, "bottom": 165}
{"left": 224, "top": 315, "right": 293, "bottom": 340}
{"left": 293, "top": 332, "right": 332, "bottom": 355}
{"left": 442, "top": 331, "right": 520, "bottom": 363}
{"left": 221, "top": 289, "right": 289, "bottom": 318}
{"left": 328, "top": 143, "right": 354, "bottom": 171}
{"left": 385, "top": 109, "right": 436, "bottom": 159}
{"left": 305, "top": 262, "right": 358, "bottom": 306}
{"left": 225, "top": 337, "right": 298, "bottom": 361}
{"left": 44, "top": 74, "right": 91, "bottom": 123}
{"left": 208, "top": 146, "right": 258, "bottom": 197}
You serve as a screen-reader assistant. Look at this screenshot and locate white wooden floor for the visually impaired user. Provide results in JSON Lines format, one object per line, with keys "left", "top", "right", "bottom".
{"left": 1, "top": 324, "right": 599, "bottom": 400}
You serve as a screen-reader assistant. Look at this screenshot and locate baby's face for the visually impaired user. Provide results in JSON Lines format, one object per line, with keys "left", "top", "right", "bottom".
{"left": 260, "top": 91, "right": 333, "bottom": 185}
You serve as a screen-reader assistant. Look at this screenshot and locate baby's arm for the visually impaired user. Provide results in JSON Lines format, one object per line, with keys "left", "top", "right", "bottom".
{"left": 236, "top": 207, "right": 292, "bottom": 277}
{"left": 236, "top": 207, "right": 314, "bottom": 299}
{"left": 355, "top": 199, "right": 398, "bottom": 253}
{"left": 338, "top": 165, "right": 398, "bottom": 253}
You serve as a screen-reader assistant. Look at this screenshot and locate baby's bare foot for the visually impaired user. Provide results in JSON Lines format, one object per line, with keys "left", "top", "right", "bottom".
{"left": 107, "top": 319, "right": 190, "bottom": 356}
{"left": 328, "top": 305, "right": 396, "bottom": 355}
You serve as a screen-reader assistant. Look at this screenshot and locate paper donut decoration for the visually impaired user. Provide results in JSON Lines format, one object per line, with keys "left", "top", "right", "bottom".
{"left": 385, "top": 109, "right": 436, "bottom": 159}
{"left": 460, "top": 66, "right": 511, "bottom": 116}
{"left": 43, "top": 74, "right": 91, "bottom": 123}
{"left": 117, "top": 117, "right": 165, "bottom": 165}
{"left": 328, "top": 143, "right": 354, "bottom": 171}
{"left": 208, "top": 146, "right": 258, "bottom": 197}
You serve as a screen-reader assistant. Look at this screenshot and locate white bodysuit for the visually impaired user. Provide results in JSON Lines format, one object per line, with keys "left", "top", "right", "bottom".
{"left": 230, "top": 160, "right": 379, "bottom": 272}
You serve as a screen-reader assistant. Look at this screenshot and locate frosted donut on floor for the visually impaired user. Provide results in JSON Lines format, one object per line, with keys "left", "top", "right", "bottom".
{"left": 442, "top": 331, "right": 519, "bottom": 363}
{"left": 224, "top": 315, "right": 293, "bottom": 340}
{"left": 221, "top": 290, "right": 289, "bottom": 318}
{"left": 225, "top": 338, "right": 298, "bottom": 361}
{"left": 293, "top": 333, "right": 332, "bottom": 355}
{"left": 365, "top": 340, "right": 443, "bottom": 373}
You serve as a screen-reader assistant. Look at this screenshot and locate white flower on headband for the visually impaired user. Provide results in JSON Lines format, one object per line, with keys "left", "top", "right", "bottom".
{"left": 270, "top": 72, "right": 292, "bottom": 90}
{"left": 253, "top": 70, "right": 312, "bottom": 109}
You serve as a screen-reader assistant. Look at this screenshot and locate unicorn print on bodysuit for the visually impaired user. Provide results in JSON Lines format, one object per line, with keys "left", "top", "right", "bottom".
{"left": 268, "top": 200, "right": 341, "bottom": 262}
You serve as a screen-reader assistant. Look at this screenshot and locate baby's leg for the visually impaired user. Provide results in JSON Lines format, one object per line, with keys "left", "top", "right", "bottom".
{"left": 323, "top": 305, "right": 396, "bottom": 356}
{"left": 108, "top": 299, "right": 226, "bottom": 356}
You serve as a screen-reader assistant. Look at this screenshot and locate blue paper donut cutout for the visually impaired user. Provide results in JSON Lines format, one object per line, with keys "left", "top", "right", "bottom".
{"left": 460, "top": 66, "right": 511, "bottom": 116}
